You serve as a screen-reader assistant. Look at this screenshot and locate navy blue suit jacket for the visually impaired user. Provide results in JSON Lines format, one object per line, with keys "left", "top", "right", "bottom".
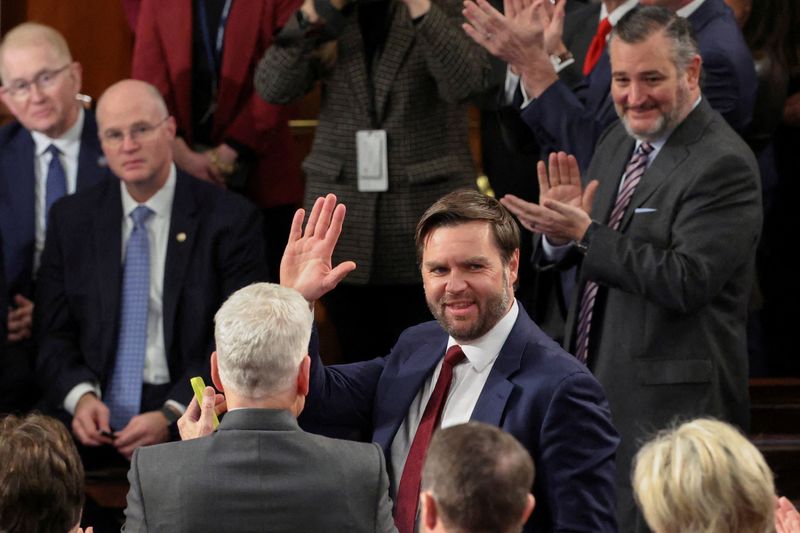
{"left": 0, "top": 110, "right": 108, "bottom": 301}
{"left": 35, "top": 171, "right": 268, "bottom": 414}
{"left": 520, "top": 0, "right": 757, "bottom": 172}
{"left": 303, "top": 304, "right": 619, "bottom": 532}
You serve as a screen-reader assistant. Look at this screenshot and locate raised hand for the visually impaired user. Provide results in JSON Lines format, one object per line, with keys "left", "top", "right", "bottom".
{"left": 462, "top": 0, "right": 544, "bottom": 71}
{"left": 280, "top": 194, "right": 356, "bottom": 302}
{"left": 501, "top": 152, "right": 598, "bottom": 245}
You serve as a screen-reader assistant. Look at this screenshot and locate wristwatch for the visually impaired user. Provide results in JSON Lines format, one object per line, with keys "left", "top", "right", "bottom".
{"left": 160, "top": 404, "right": 181, "bottom": 425}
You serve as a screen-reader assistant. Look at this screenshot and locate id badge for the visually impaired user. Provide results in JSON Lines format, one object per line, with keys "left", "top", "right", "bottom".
{"left": 356, "top": 130, "right": 388, "bottom": 192}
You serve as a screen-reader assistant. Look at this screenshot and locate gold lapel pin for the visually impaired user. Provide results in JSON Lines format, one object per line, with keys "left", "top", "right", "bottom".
{"left": 176, "top": 232, "right": 187, "bottom": 243}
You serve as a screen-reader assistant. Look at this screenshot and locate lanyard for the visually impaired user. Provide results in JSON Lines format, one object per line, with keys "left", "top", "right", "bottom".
{"left": 197, "top": 0, "right": 233, "bottom": 84}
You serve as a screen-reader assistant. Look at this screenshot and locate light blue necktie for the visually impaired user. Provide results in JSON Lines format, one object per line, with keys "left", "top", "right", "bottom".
{"left": 107, "top": 205, "right": 153, "bottom": 430}
{"left": 45, "top": 144, "right": 67, "bottom": 224}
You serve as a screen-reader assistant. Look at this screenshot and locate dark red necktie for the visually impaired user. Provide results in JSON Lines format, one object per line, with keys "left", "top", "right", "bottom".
{"left": 583, "top": 18, "right": 612, "bottom": 76}
{"left": 394, "top": 345, "right": 465, "bottom": 533}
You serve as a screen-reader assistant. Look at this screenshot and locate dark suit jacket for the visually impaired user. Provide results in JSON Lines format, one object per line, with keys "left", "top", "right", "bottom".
{"left": 303, "top": 304, "right": 620, "bottom": 533}
{"left": 131, "top": 0, "right": 302, "bottom": 209}
{"left": 256, "top": 0, "right": 490, "bottom": 284}
{"left": 520, "top": 0, "right": 757, "bottom": 172}
{"left": 538, "top": 100, "right": 761, "bottom": 531}
{"left": 0, "top": 110, "right": 108, "bottom": 301}
{"left": 123, "top": 409, "right": 396, "bottom": 533}
{"left": 35, "top": 171, "right": 267, "bottom": 413}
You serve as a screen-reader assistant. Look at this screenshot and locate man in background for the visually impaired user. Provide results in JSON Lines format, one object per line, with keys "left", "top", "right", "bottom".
{"left": 0, "top": 22, "right": 108, "bottom": 414}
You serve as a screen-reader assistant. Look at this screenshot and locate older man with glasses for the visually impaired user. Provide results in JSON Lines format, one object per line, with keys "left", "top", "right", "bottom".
{"left": 35, "top": 79, "right": 268, "bottom": 466}
{"left": 0, "top": 23, "right": 109, "bottom": 415}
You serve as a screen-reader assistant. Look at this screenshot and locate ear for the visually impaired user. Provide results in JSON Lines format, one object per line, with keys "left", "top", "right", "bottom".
{"left": 210, "top": 351, "right": 224, "bottom": 392}
{"left": 164, "top": 115, "right": 177, "bottom": 140}
{"left": 520, "top": 493, "right": 536, "bottom": 526}
{"left": 508, "top": 248, "right": 520, "bottom": 287}
{"left": 420, "top": 491, "right": 438, "bottom": 532}
{"left": 686, "top": 54, "right": 702, "bottom": 90}
{"left": 70, "top": 61, "right": 83, "bottom": 93}
{"left": 297, "top": 355, "right": 311, "bottom": 397}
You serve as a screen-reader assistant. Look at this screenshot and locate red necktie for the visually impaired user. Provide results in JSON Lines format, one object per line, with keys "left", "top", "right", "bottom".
{"left": 394, "top": 345, "right": 466, "bottom": 533}
{"left": 583, "top": 18, "right": 612, "bottom": 76}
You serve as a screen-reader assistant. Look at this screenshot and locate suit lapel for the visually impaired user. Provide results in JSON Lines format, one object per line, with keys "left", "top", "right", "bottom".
{"left": 373, "top": 336, "right": 447, "bottom": 453}
{"left": 371, "top": 3, "right": 415, "bottom": 124}
{"left": 162, "top": 172, "right": 200, "bottom": 356}
{"left": 337, "top": 17, "right": 372, "bottom": 123}
{"left": 593, "top": 132, "right": 635, "bottom": 225}
{"left": 92, "top": 182, "right": 123, "bottom": 361}
{"left": 470, "top": 309, "right": 525, "bottom": 426}
{"left": 77, "top": 111, "right": 106, "bottom": 189}
{"left": 6, "top": 132, "right": 37, "bottom": 289}
{"left": 215, "top": 1, "right": 261, "bottom": 137}
{"left": 618, "top": 102, "right": 710, "bottom": 230}
{"left": 164, "top": 1, "right": 194, "bottom": 137}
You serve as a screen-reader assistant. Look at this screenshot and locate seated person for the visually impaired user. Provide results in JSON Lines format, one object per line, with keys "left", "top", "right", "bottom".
{"left": 420, "top": 422, "right": 535, "bottom": 533}
{"left": 633, "top": 418, "right": 776, "bottom": 533}
{"left": 0, "top": 413, "right": 92, "bottom": 533}
{"left": 35, "top": 79, "right": 267, "bottom": 461}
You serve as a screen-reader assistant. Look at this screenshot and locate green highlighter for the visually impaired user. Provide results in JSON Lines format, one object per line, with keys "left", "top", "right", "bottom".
{"left": 190, "top": 376, "right": 220, "bottom": 429}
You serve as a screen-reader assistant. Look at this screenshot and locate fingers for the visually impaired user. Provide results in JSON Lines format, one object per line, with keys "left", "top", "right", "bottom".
{"left": 326, "top": 261, "right": 358, "bottom": 291}
{"left": 287, "top": 208, "right": 306, "bottom": 245}
{"left": 304, "top": 196, "right": 326, "bottom": 238}
{"left": 312, "top": 194, "right": 338, "bottom": 240}
{"left": 548, "top": 152, "right": 561, "bottom": 187}
{"left": 198, "top": 386, "right": 217, "bottom": 434}
{"left": 214, "top": 394, "right": 228, "bottom": 416}
{"left": 582, "top": 180, "right": 599, "bottom": 214}
{"left": 536, "top": 160, "right": 550, "bottom": 197}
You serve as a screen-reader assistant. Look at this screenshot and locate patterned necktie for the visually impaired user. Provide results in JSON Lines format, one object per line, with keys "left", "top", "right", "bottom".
{"left": 45, "top": 144, "right": 67, "bottom": 225}
{"left": 583, "top": 18, "right": 612, "bottom": 76}
{"left": 574, "top": 143, "right": 653, "bottom": 362}
{"left": 394, "top": 345, "right": 466, "bottom": 533}
{"left": 106, "top": 205, "right": 153, "bottom": 430}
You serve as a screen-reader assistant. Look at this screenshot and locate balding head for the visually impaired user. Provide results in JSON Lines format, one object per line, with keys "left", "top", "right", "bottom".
{"left": 96, "top": 80, "right": 175, "bottom": 202}
{"left": 0, "top": 22, "right": 72, "bottom": 82}
{"left": 0, "top": 22, "right": 81, "bottom": 138}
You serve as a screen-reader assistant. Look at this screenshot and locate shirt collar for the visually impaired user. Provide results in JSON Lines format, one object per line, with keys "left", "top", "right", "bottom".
{"left": 603, "top": 0, "right": 639, "bottom": 26}
{"left": 676, "top": 0, "right": 705, "bottom": 18}
{"left": 446, "top": 299, "right": 519, "bottom": 373}
{"left": 120, "top": 163, "right": 177, "bottom": 220}
{"left": 31, "top": 106, "right": 84, "bottom": 157}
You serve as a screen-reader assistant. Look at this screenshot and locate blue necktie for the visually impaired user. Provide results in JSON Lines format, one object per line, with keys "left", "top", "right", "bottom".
{"left": 45, "top": 144, "right": 67, "bottom": 224}
{"left": 107, "top": 205, "right": 153, "bottom": 430}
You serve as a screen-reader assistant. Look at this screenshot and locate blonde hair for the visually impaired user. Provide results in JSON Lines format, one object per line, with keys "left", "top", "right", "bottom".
{"left": 0, "top": 22, "right": 72, "bottom": 82}
{"left": 633, "top": 418, "right": 775, "bottom": 533}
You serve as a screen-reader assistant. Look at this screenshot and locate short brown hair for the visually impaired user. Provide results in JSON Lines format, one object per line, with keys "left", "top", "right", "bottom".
{"left": 415, "top": 189, "right": 520, "bottom": 264}
{"left": 422, "top": 422, "right": 534, "bottom": 533}
{"left": 0, "top": 413, "right": 85, "bottom": 533}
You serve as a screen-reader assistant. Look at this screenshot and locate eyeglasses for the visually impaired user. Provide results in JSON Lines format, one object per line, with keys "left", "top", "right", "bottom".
{"left": 1, "top": 64, "right": 71, "bottom": 100}
{"left": 100, "top": 117, "right": 170, "bottom": 147}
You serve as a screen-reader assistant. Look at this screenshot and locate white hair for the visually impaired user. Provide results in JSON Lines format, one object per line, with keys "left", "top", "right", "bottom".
{"left": 214, "top": 283, "right": 312, "bottom": 399}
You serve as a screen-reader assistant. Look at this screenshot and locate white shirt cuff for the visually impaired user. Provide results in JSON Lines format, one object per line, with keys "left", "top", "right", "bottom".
{"left": 64, "top": 382, "right": 101, "bottom": 415}
{"left": 542, "top": 235, "right": 572, "bottom": 262}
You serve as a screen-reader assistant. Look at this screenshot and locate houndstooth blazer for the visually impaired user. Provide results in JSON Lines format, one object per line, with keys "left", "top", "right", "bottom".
{"left": 256, "top": 0, "right": 490, "bottom": 284}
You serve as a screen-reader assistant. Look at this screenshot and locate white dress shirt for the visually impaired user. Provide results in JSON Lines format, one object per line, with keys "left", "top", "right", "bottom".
{"left": 31, "top": 108, "right": 84, "bottom": 273}
{"left": 390, "top": 300, "right": 520, "bottom": 495}
{"left": 63, "top": 165, "right": 178, "bottom": 415}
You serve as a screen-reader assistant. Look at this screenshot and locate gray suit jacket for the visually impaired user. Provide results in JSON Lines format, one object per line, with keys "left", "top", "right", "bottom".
{"left": 537, "top": 100, "right": 762, "bottom": 531}
{"left": 255, "top": 0, "right": 490, "bottom": 284}
{"left": 124, "top": 409, "right": 396, "bottom": 533}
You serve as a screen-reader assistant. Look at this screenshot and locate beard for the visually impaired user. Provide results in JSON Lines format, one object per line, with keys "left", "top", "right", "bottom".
{"left": 427, "top": 270, "right": 512, "bottom": 342}
{"left": 620, "top": 79, "right": 692, "bottom": 142}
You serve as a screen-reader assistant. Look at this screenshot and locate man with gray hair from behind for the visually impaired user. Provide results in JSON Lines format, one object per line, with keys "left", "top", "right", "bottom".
{"left": 122, "top": 282, "right": 396, "bottom": 533}
{"left": 419, "top": 422, "right": 535, "bottom": 533}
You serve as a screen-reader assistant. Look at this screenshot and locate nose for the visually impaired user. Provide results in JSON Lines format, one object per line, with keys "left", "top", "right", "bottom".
{"left": 445, "top": 269, "right": 468, "bottom": 294}
{"left": 28, "top": 82, "right": 47, "bottom": 102}
{"left": 120, "top": 132, "right": 140, "bottom": 152}
{"left": 628, "top": 81, "right": 645, "bottom": 107}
